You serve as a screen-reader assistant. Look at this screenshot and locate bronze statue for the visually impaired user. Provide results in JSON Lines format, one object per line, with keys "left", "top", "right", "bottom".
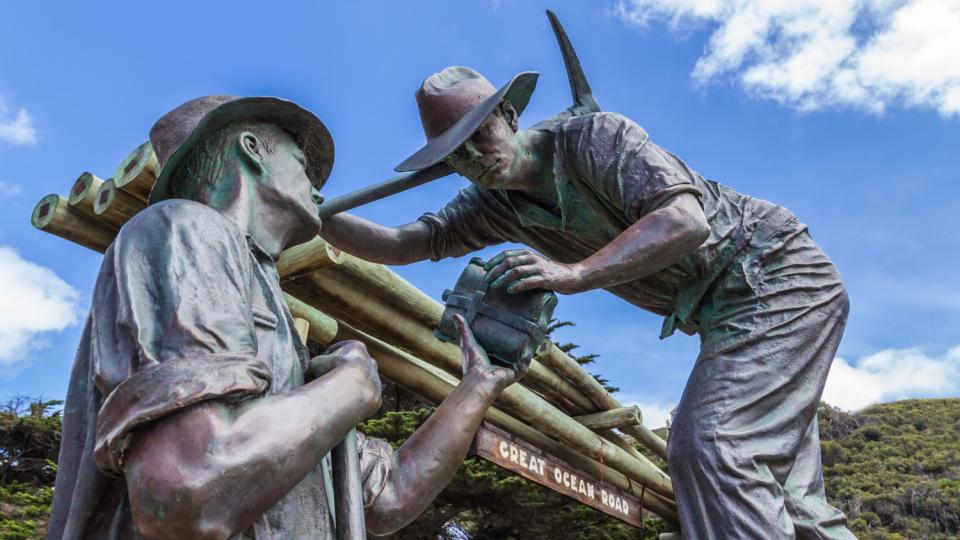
{"left": 47, "top": 95, "right": 529, "bottom": 539}
{"left": 318, "top": 59, "right": 857, "bottom": 539}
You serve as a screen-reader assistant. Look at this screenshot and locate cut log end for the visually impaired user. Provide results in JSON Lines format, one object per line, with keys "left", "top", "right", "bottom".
{"left": 93, "top": 178, "right": 146, "bottom": 229}
{"left": 114, "top": 141, "right": 157, "bottom": 202}
{"left": 31, "top": 194, "right": 64, "bottom": 229}
{"left": 68, "top": 172, "right": 102, "bottom": 205}
{"left": 277, "top": 236, "right": 344, "bottom": 281}
{"left": 93, "top": 181, "right": 116, "bottom": 215}
{"left": 31, "top": 193, "right": 117, "bottom": 252}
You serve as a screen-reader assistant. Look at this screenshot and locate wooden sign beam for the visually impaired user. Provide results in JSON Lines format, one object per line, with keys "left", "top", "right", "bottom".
{"left": 473, "top": 422, "right": 647, "bottom": 529}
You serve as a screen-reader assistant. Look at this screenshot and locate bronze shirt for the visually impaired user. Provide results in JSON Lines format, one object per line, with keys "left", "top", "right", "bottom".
{"left": 48, "top": 200, "right": 392, "bottom": 540}
{"left": 418, "top": 111, "right": 794, "bottom": 338}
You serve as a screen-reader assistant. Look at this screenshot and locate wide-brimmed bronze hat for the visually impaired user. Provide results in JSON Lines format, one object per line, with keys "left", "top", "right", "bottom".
{"left": 395, "top": 67, "right": 538, "bottom": 172}
{"left": 148, "top": 95, "right": 334, "bottom": 204}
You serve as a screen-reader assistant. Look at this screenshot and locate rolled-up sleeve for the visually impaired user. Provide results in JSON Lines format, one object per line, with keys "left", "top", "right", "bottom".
{"left": 357, "top": 432, "right": 396, "bottom": 509}
{"left": 93, "top": 200, "right": 271, "bottom": 475}
{"left": 417, "top": 185, "right": 509, "bottom": 261}
{"left": 560, "top": 112, "right": 702, "bottom": 223}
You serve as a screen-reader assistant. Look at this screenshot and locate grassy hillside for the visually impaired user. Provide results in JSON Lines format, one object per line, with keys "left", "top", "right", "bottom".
{"left": 0, "top": 399, "right": 58, "bottom": 540}
{"left": 1, "top": 398, "right": 957, "bottom": 539}
{"left": 819, "top": 399, "right": 960, "bottom": 539}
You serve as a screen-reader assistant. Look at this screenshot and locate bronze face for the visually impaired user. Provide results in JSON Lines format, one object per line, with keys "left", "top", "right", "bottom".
{"left": 445, "top": 103, "right": 522, "bottom": 189}
{"left": 255, "top": 132, "right": 324, "bottom": 239}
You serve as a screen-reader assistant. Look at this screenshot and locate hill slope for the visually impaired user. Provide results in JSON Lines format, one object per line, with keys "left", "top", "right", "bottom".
{"left": 1, "top": 398, "right": 958, "bottom": 538}
{"left": 819, "top": 399, "right": 960, "bottom": 539}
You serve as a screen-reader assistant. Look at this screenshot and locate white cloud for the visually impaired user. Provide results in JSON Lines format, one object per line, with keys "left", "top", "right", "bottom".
{"left": 0, "top": 246, "right": 81, "bottom": 369}
{"left": 618, "top": 344, "right": 960, "bottom": 423}
{"left": 822, "top": 346, "right": 960, "bottom": 411}
{"left": 616, "top": 394, "right": 676, "bottom": 429}
{"left": 0, "top": 97, "right": 38, "bottom": 146}
{"left": 0, "top": 181, "right": 23, "bottom": 197}
{"left": 612, "top": 0, "right": 960, "bottom": 117}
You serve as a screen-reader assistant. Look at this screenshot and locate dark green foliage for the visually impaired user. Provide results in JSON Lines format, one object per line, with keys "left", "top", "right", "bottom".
{"left": 359, "top": 405, "right": 665, "bottom": 539}
{"left": 547, "top": 319, "right": 619, "bottom": 394}
{"left": 357, "top": 320, "right": 663, "bottom": 538}
{"left": 0, "top": 398, "right": 61, "bottom": 539}
{"left": 819, "top": 399, "right": 960, "bottom": 539}
{"left": 6, "top": 371, "right": 958, "bottom": 539}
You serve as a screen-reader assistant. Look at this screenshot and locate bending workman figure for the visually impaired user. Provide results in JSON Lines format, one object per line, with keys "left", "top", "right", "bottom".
{"left": 319, "top": 67, "right": 856, "bottom": 539}
{"left": 48, "top": 95, "right": 528, "bottom": 539}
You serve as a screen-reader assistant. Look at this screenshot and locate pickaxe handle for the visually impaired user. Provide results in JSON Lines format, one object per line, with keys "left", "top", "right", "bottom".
{"left": 316, "top": 11, "right": 596, "bottom": 219}
{"left": 317, "top": 162, "right": 453, "bottom": 219}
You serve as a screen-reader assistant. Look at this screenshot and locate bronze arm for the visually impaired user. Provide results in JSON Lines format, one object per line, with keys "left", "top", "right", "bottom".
{"left": 123, "top": 342, "right": 382, "bottom": 539}
{"left": 365, "top": 315, "right": 528, "bottom": 535}
{"left": 319, "top": 213, "right": 434, "bottom": 265}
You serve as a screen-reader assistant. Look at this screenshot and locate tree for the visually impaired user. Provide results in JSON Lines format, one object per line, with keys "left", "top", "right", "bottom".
{"left": 0, "top": 397, "right": 61, "bottom": 539}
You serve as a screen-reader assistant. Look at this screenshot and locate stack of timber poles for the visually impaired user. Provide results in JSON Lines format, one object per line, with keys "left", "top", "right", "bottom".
{"left": 32, "top": 142, "right": 679, "bottom": 523}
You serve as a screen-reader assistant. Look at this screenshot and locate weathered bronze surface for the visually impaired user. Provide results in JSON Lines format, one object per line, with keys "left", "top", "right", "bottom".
{"left": 437, "top": 257, "right": 556, "bottom": 368}
{"left": 315, "top": 9, "right": 594, "bottom": 219}
{"left": 47, "top": 95, "right": 529, "bottom": 539}
{"left": 317, "top": 10, "right": 856, "bottom": 539}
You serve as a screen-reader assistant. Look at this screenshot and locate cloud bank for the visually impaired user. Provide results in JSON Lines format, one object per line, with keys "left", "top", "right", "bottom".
{"left": 616, "top": 397, "right": 676, "bottom": 429}
{"left": 620, "top": 344, "right": 960, "bottom": 428}
{"left": 0, "top": 246, "right": 81, "bottom": 370}
{"left": 823, "top": 346, "right": 960, "bottom": 410}
{"left": 612, "top": 0, "right": 960, "bottom": 116}
{"left": 0, "top": 97, "right": 38, "bottom": 146}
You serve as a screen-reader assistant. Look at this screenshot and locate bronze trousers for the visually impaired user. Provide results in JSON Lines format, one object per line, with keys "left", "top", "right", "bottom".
{"left": 667, "top": 223, "right": 856, "bottom": 540}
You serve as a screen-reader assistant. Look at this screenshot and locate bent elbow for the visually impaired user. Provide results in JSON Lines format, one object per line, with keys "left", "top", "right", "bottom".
{"left": 663, "top": 206, "right": 709, "bottom": 252}
{"left": 687, "top": 217, "right": 710, "bottom": 248}
{"left": 128, "top": 464, "right": 233, "bottom": 540}
{"left": 365, "top": 492, "right": 419, "bottom": 537}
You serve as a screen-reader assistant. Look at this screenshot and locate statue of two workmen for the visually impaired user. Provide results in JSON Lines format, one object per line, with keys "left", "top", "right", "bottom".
{"left": 47, "top": 96, "right": 529, "bottom": 539}
{"left": 47, "top": 49, "right": 855, "bottom": 540}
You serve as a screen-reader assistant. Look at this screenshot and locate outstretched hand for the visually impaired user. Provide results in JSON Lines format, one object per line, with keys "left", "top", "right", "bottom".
{"left": 484, "top": 249, "right": 584, "bottom": 294}
{"left": 454, "top": 314, "right": 528, "bottom": 394}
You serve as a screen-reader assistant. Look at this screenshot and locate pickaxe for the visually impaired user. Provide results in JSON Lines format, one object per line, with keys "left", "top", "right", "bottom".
{"left": 316, "top": 10, "right": 600, "bottom": 220}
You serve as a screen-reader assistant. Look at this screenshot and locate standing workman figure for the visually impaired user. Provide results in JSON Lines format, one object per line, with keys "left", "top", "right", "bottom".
{"left": 319, "top": 67, "right": 856, "bottom": 539}
{"left": 48, "top": 94, "right": 529, "bottom": 539}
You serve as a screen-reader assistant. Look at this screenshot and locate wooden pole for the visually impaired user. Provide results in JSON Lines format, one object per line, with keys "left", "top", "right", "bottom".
{"left": 595, "top": 428, "right": 648, "bottom": 463}
{"left": 315, "top": 249, "right": 672, "bottom": 458}
{"left": 327, "top": 252, "right": 442, "bottom": 328}
{"left": 285, "top": 270, "right": 598, "bottom": 414}
{"left": 624, "top": 425, "right": 669, "bottom": 462}
{"left": 113, "top": 141, "right": 157, "bottom": 202}
{"left": 332, "top": 430, "right": 365, "bottom": 540}
{"left": 489, "top": 372, "right": 674, "bottom": 499}
{"left": 94, "top": 178, "right": 146, "bottom": 229}
{"left": 67, "top": 172, "right": 108, "bottom": 219}
{"left": 284, "top": 293, "right": 339, "bottom": 345}
{"left": 293, "top": 275, "right": 674, "bottom": 498}
{"left": 31, "top": 194, "right": 115, "bottom": 253}
{"left": 292, "top": 317, "right": 310, "bottom": 346}
{"left": 575, "top": 406, "right": 642, "bottom": 430}
{"left": 278, "top": 236, "right": 343, "bottom": 281}
{"left": 332, "top": 320, "right": 677, "bottom": 520}
{"left": 540, "top": 344, "right": 670, "bottom": 460}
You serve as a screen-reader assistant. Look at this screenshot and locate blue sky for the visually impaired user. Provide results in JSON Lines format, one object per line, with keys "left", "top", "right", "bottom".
{"left": 1, "top": 0, "right": 958, "bottom": 425}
